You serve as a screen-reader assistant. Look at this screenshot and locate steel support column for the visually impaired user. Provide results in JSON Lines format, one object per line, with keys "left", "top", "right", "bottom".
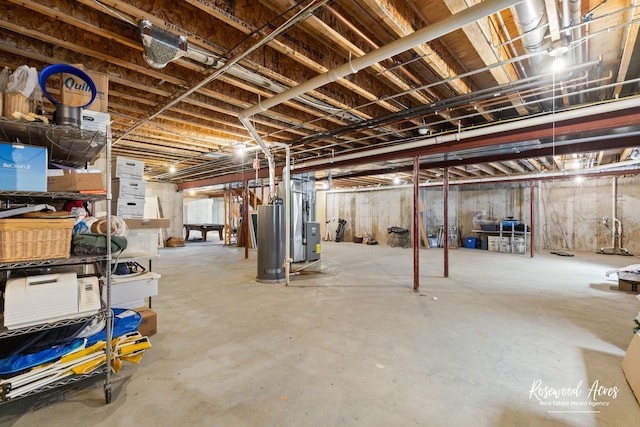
{"left": 443, "top": 167, "right": 449, "bottom": 278}
{"left": 413, "top": 156, "right": 420, "bottom": 291}
{"left": 530, "top": 180, "right": 535, "bottom": 258}
{"left": 244, "top": 179, "right": 249, "bottom": 259}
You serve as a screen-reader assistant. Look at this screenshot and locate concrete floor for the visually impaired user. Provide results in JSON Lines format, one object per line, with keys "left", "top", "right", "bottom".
{"left": 1, "top": 241, "right": 640, "bottom": 426}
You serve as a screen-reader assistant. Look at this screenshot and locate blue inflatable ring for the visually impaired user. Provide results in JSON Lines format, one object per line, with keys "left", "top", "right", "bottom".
{"left": 39, "top": 64, "right": 97, "bottom": 108}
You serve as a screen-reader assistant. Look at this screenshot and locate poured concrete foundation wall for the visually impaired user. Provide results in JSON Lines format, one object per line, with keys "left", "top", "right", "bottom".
{"left": 456, "top": 183, "right": 530, "bottom": 231}
{"left": 145, "top": 181, "right": 183, "bottom": 239}
{"left": 538, "top": 176, "right": 640, "bottom": 254}
{"left": 325, "top": 187, "right": 412, "bottom": 244}
{"left": 321, "top": 175, "right": 640, "bottom": 253}
{"left": 183, "top": 198, "right": 224, "bottom": 224}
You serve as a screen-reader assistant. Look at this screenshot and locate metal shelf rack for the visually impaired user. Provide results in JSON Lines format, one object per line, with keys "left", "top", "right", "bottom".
{"left": 0, "top": 309, "right": 106, "bottom": 339}
{"left": 0, "top": 117, "right": 114, "bottom": 404}
{"left": 1, "top": 366, "right": 108, "bottom": 403}
{"left": 0, "top": 117, "right": 106, "bottom": 167}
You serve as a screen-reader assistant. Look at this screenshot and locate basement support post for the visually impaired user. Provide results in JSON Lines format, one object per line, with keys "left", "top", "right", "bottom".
{"left": 413, "top": 156, "right": 420, "bottom": 291}
{"left": 530, "top": 180, "right": 535, "bottom": 258}
{"left": 244, "top": 179, "right": 249, "bottom": 259}
{"left": 443, "top": 167, "right": 449, "bottom": 278}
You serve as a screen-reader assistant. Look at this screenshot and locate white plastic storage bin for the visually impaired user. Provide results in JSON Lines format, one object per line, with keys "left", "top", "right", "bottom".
{"left": 121, "top": 229, "right": 160, "bottom": 257}
{"left": 106, "top": 271, "right": 160, "bottom": 309}
{"left": 513, "top": 237, "right": 526, "bottom": 254}
{"left": 487, "top": 236, "right": 499, "bottom": 252}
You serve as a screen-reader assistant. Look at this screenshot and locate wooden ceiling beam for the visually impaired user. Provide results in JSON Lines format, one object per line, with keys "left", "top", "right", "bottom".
{"left": 0, "top": 22, "right": 337, "bottom": 143}
{"left": 475, "top": 164, "right": 496, "bottom": 175}
{"left": 181, "top": 0, "right": 421, "bottom": 121}
{"left": 613, "top": 0, "right": 640, "bottom": 97}
{"left": 258, "top": 0, "right": 432, "bottom": 112}
{"left": 527, "top": 158, "right": 542, "bottom": 171}
{"left": 488, "top": 161, "right": 510, "bottom": 174}
{"left": 441, "top": 0, "right": 527, "bottom": 116}
{"left": 72, "top": 0, "right": 396, "bottom": 139}
{"left": 504, "top": 160, "right": 526, "bottom": 173}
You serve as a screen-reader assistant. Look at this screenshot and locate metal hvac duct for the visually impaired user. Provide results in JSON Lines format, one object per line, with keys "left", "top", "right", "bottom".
{"left": 512, "top": 0, "right": 550, "bottom": 75}
{"left": 139, "top": 20, "right": 216, "bottom": 69}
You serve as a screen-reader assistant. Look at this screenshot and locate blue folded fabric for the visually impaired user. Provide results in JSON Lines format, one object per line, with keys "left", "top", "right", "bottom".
{"left": 0, "top": 309, "right": 141, "bottom": 375}
{"left": 85, "top": 308, "right": 142, "bottom": 346}
{"left": 0, "top": 339, "right": 84, "bottom": 375}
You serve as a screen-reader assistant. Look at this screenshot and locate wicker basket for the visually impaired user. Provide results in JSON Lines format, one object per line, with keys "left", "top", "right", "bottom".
{"left": 3, "top": 92, "right": 30, "bottom": 119}
{"left": 0, "top": 218, "right": 74, "bottom": 263}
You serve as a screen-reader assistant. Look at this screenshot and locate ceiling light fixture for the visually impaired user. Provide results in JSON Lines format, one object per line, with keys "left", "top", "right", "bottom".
{"left": 204, "top": 150, "right": 228, "bottom": 159}
{"left": 548, "top": 38, "right": 569, "bottom": 58}
{"left": 169, "top": 164, "right": 177, "bottom": 173}
{"left": 551, "top": 57, "right": 566, "bottom": 73}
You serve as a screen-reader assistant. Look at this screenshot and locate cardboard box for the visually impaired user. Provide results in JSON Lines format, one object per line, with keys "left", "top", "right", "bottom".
{"left": 113, "top": 156, "right": 144, "bottom": 180}
{"left": 619, "top": 278, "right": 640, "bottom": 293}
{"left": 81, "top": 110, "right": 110, "bottom": 133}
{"left": 60, "top": 65, "right": 108, "bottom": 112}
{"left": 622, "top": 332, "right": 640, "bottom": 404}
{"left": 112, "top": 197, "right": 145, "bottom": 219}
{"left": 0, "top": 143, "right": 47, "bottom": 191}
{"left": 47, "top": 169, "right": 105, "bottom": 192}
{"left": 166, "top": 237, "right": 184, "bottom": 247}
{"left": 134, "top": 307, "right": 157, "bottom": 336}
{"left": 124, "top": 218, "right": 170, "bottom": 229}
{"left": 106, "top": 271, "right": 160, "bottom": 309}
{"left": 112, "top": 177, "right": 146, "bottom": 199}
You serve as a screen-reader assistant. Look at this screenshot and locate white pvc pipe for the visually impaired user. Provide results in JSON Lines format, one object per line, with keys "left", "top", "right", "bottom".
{"left": 236, "top": 0, "right": 527, "bottom": 286}
{"left": 418, "top": 159, "right": 640, "bottom": 186}
{"left": 323, "top": 158, "right": 640, "bottom": 193}
{"left": 271, "top": 142, "right": 291, "bottom": 286}
{"left": 293, "top": 96, "right": 640, "bottom": 170}
{"left": 241, "top": 0, "right": 522, "bottom": 121}
{"left": 240, "top": 0, "right": 523, "bottom": 197}
{"left": 240, "top": 115, "right": 276, "bottom": 198}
